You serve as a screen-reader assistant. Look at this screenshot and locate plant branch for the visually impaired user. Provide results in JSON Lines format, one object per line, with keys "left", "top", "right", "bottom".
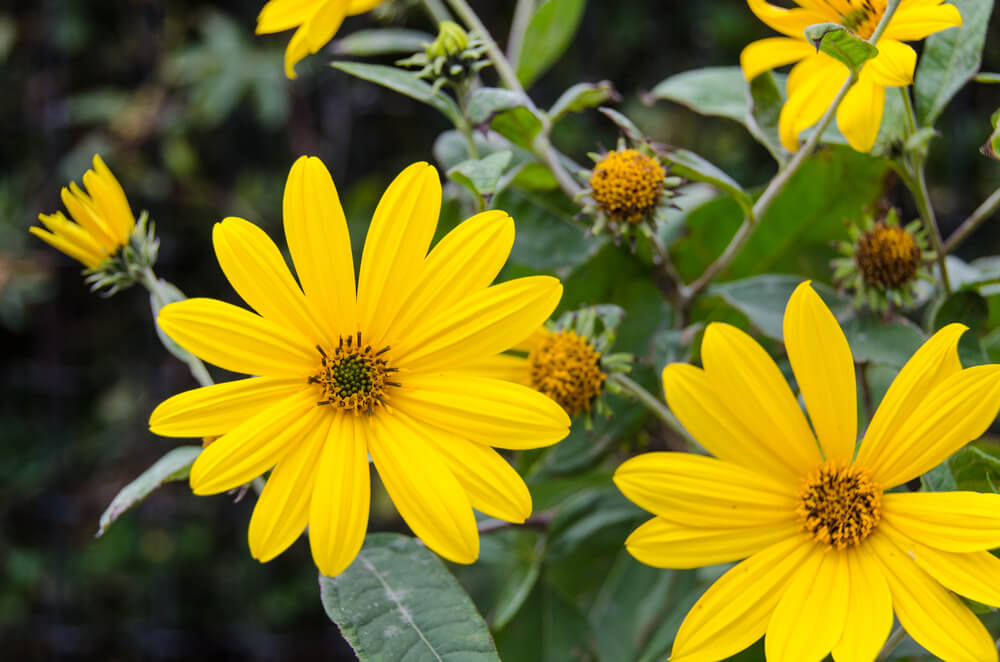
{"left": 876, "top": 626, "right": 907, "bottom": 661}
{"left": 479, "top": 512, "right": 552, "bottom": 534}
{"left": 507, "top": 0, "right": 535, "bottom": 69}
{"left": 420, "top": 0, "right": 453, "bottom": 24}
{"left": 608, "top": 373, "right": 699, "bottom": 449}
{"left": 944, "top": 187, "right": 1000, "bottom": 254}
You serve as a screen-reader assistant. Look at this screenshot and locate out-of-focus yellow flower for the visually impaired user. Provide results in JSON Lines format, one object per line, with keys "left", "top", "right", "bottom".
{"left": 740, "top": 0, "right": 961, "bottom": 152}
{"left": 256, "top": 0, "right": 386, "bottom": 79}
{"left": 31, "top": 155, "right": 136, "bottom": 269}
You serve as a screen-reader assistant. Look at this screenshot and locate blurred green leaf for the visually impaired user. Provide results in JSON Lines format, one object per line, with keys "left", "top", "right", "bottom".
{"left": 0, "top": 14, "right": 15, "bottom": 62}
{"left": 804, "top": 23, "right": 878, "bottom": 73}
{"left": 490, "top": 535, "right": 545, "bottom": 631}
{"left": 491, "top": 107, "right": 545, "bottom": 150}
{"left": 332, "top": 61, "right": 461, "bottom": 124}
{"left": 319, "top": 533, "right": 499, "bottom": 661}
{"left": 841, "top": 315, "right": 926, "bottom": 367}
{"left": 931, "top": 290, "right": 989, "bottom": 332}
{"left": 922, "top": 458, "right": 958, "bottom": 491}
{"left": 332, "top": 28, "right": 433, "bottom": 56}
{"left": 747, "top": 71, "right": 788, "bottom": 163}
{"left": 97, "top": 446, "right": 201, "bottom": 537}
{"left": 495, "top": 188, "right": 596, "bottom": 272}
{"left": 546, "top": 488, "right": 642, "bottom": 560}
{"left": 651, "top": 67, "right": 746, "bottom": 123}
{"left": 950, "top": 444, "right": 1000, "bottom": 492}
{"left": 495, "top": 581, "right": 593, "bottom": 662}
{"left": 447, "top": 151, "right": 513, "bottom": 198}
{"left": 515, "top": 0, "right": 588, "bottom": 88}
{"left": 660, "top": 148, "right": 751, "bottom": 211}
{"left": 467, "top": 88, "right": 532, "bottom": 125}
{"left": 981, "top": 108, "right": 1000, "bottom": 160}
{"left": 914, "top": 0, "right": 992, "bottom": 126}
{"left": 549, "top": 81, "right": 620, "bottom": 123}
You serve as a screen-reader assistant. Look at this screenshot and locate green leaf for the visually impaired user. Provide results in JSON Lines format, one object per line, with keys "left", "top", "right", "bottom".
{"left": 804, "top": 23, "right": 878, "bottom": 73}
{"left": 515, "top": 0, "right": 587, "bottom": 88}
{"left": 548, "top": 81, "right": 620, "bottom": 123}
{"left": 922, "top": 458, "right": 958, "bottom": 491}
{"left": 981, "top": 107, "right": 1000, "bottom": 160}
{"left": 546, "top": 489, "right": 642, "bottom": 560}
{"left": 320, "top": 533, "right": 500, "bottom": 661}
{"left": 660, "top": 148, "right": 751, "bottom": 211}
{"left": 950, "top": 444, "right": 1000, "bottom": 492}
{"left": 491, "top": 107, "right": 545, "bottom": 150}
{"left": 747, "top": 71, "right": 789, "bottom": 163}
{"left": 494, "top": 581, "right": 593, "bottom": 662}
{"left": 97, "top": 446, "right": 201, "bottom": 537}
{"left": 467, "top": 87, "right": 531, "bottom": 125}
{"left": 504, "top": 162, "right": 560, "bottom": 191}
{"left": 331, "top": 61, "right": 461, "bottom": 125}
{"left": 931, "top": 290, "right": 990, "bottom": 332}
{"left": 914, "top": 0, "right": 993, "bottom": 126}
{"left": 447, "top": 151, "right": 513, "bottom": 198}
{"left": 489, "top": 535, "right": 545, "bottom": 631}
{"left": 710, "top": 275, "right": 853, "bottom": 340}
{"left": 494, "top": 188, "right": 597, "bottom": 271}
{"left": 597, "top": 106, "right": 646, "bottom": 142}
{"left": 332, "top": 28, "right": 433, "bottom": 56}
{"left": 841, "top": 315, "right": 926, "bottom": 367}
{"left": 651, "top": 66, "right": 747, "bottom": 122}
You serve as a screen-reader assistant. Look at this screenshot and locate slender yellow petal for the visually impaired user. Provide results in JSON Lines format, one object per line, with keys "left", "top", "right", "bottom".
{"left": 865, "top": 39, "right": 916, "bottom": 86}
{"left": 701, "top": 323, "right": 822, "bottom": 472}
{"left": 248, "top": 412, "right": 328, "bottom": 562}
{"left": 881, "top": 521, "right": 1000, "bottom": 607}
{"left": 149, "top": 377, "right": 303, "bottom": 437}
{"left": 670, "top": 535, "right": 813, "bottom": 662}
{"left": 282, "top": 156, "right": 357, "bottom": 339}
{"left": 856, "top": 323, "right": 964, "bottom": 471}
{"left": 308, "top": 413, "right": 371, "bottom": 577}
{"left": 158, "top": 298, "right": 317, "bottom": 378}
{"left": 393, "top": 276, "right": 562, "bottom": 372}
{"left": 613, "top": 452, "right": 798, "bottom": 528}
{"left": 37, "top": 211, "right": 107, "bottom": 257}
{"left": 836, "top": 74, "right": 885, "bottom": 153}
{"left": 458, "top": 353, "right": 530, "bottom": 383}
{"left": 746, "top": 0, "right": 830, "bottom": 38}
{"left": 62, "top": 185, "right": 118, "bottom": 252}
{"left": 82, "top": 169, "right": 132, "bottom": 246}
{"left": 869, "top": 530, "right": 998, "bottom": 662}
{"left": 625, "top": 516, "right": 799, "bottom": 569}
{"left": 740, "top": 37, "right": 815, "bottom": 81}
{"left": 831, "top": 548, "right": 892, "bottom": 662}
{"left": 358, "top": 162, "right": 440, "bottom": 346}
{"left": 90, "top": 154, "right": 136, "bottom": 240}
{"left": 29, "top": 226, "right": 103, "bottom": 269}
{"left": 256, "top": 0, "right": 320, "bottom": 33}
{"left": 780, "top": 55, "right": 848, "bottom": 151}
{"left": 213, "top": 217, "right": 329, "bottom": 347}
{"left": 783, "top": 281, "right": 857, "bottom": 463}
{"left": 882, "top": 491, "right": 1000, "bottom": 552}
{"left": 871, "top": 365, "right": 1000, "bottom": 488}
{"left": 662, "top": 363, "right": 803, "bottom": 482}
{"left": 765, "top": 547, "right": 849, "bottom": 662}
{"left": 370, "top": 413, "right": 479, "bottom": 564}
{"left": 882, "top": 2, "right": 962, "bottom": 41}
{"left": 384, "top": 210, "right": 514, "bottom": 342}
{"left": 391, "top": 373, "right": 570, "bottom": 450}
{"left": 189, "top": 388, "right": 320, "bottom": 494}
{"left": 280, "top": 1, "right": 347, "bottom": 78}
{"left": 347, "top": 0, "right": 382, "bottom": 13}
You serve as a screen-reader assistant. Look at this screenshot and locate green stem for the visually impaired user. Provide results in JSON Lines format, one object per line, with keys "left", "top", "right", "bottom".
{"left": 943, "top": 187, "right": 1000, "bottom": 254}
{"left": 507, "top": 0, "right": 535, "bottom": 69}
{"left": 875, "top": 626, "right": 907, "bottom": 661}
{"left": 140, "top": 267, "right": 214, "bottom": 388}
{"left": 608, "top": 373, "right": 699, "bottom": 449}
{"left": 420, "top": 0, "right": 453, "bottom": 24}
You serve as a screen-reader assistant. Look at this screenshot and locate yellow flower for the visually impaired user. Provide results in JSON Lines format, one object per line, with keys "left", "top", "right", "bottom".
{"left": 615, "top": 281, "right": 1000, "bottom": 662}
{"left": 256, "top": 0, "right": 386, "bottom": 79}
{"left": 149, "top": 156, "right": 569, "bottom": 577}
{"left": 589, "top": 149, "right": 666, "bottom": 224}
{"left": 31, "top": 155, "right": 136, "bottom": 269}
{"left": 740, "top": 0, "right": 962, "bottom": 152}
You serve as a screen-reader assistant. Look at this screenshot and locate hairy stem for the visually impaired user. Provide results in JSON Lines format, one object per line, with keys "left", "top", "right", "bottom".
{"left": 943, "top": 186, "right": 1000, "bottom": 254}
{"left": 140, "top": 267, "right": 214, "bottom": 388}
{"left": 608, "top": 373, "right": 698, "bottom": 449}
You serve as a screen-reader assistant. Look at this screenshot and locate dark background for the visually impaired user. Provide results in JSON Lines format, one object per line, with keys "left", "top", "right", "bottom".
{"left": 2, "top": 1, "right": 998, "bottom": 659}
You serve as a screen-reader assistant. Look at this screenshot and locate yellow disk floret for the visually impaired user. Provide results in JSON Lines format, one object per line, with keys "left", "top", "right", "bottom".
{"left": 855, "top": 222, "right": 922, "bottom": 290}
{"left": 310, "top": 331, "right": 399, "bottom": 416}
{"left": 589, "top": 149, "right": 666, "bottom": 223}
{"left": 797, "top": 461, "right": 881, "bottom": 550}
{"left": 528, "top": 330, "right": 606, "bottom": 417}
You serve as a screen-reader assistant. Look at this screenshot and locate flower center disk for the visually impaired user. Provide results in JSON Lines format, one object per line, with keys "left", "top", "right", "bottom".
{"left": 310, "top": 332, "right": 398, "bottom": 415}
{"left": 855, "top": 222, "right": 922, "bottom": 289}
{"left": 797, "top": 461, "right": 881, "bottom": 549}
{"left": 589, "top": 149, "right": 666, "bottom": 223}
{"left": 528, "top": 330, "right": 606, "bottom": 417}
{"left": 839, "top": 0, "right": 882, "bottom": 39}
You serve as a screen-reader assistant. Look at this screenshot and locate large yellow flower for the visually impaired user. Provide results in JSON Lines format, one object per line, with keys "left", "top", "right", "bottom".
{"left": 740, "top": 0, "right": 962, "bottom": 152}
{"left": 256, "top": 0, "right": 385, "bottom": 79}
{"left": 615, "top": 282, "right": 1000, "bottom": 662}
{"left": 31, "top": 155, "right": 136, "bottom": 269}
{"left": 149, "top": 156, "right": 569, "bottom": 576}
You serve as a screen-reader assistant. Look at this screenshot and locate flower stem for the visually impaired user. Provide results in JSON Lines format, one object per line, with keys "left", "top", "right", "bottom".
{"left": 943, "top": 187, "right": 1000, "bottom": 254}
{"left": 608, "top": 373, "right": 698, "bottom": 449}
{"left": 876, "top": 626, "right": 907, "bottom": 661}
{"left": 507, "top": 0, "right": 535, "bottom": 68}
{"left": 420, "top": 0, "right": 453, "bottom": 24}
{"left": 139, "top": 267, "right": 214, "bottom": 388}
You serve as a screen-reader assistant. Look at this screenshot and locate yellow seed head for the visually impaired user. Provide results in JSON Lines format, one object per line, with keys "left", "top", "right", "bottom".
{"left": 589, "top": 149, "right": 666, "bottom": 223}
{"left": 797, "top": 461, "right": 881, "bottom": 550}
{"left": 528, "top": 330, "right": 606, "bottom": 417}
{"left": 855, "top": 222, "right": 922, "bottom": 290}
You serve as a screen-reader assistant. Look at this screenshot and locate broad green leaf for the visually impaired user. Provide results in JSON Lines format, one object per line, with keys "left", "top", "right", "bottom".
{"left": 931, "top": 290, "right": 989, "bottom": 332}
{"left": 710, "top": 275, "right": 853, "bottom": 340}
{"left": 651, "top": 67, "right": 746, "bottom": 122}
{"left": 548, "top": 80, "right": 620, "bottom": 123}
{"left": 495, "top": 188, "right": 596, "bottom": 272}
{"left": 447, "top": 151, "right": 513, "bottom": 198}
{"left": 503, "top": 162, "right": 560, "bottom": 191}
{"left": 97, "top": 446, "right": 201, "bottom": 537}
{"left": 332, "top": 28, "right": 433, "bottom": 56}
{"left": 319, "top": 533, "right": 500, "bottom": 661}
{"left": 804, "top": 23, "right": 878, "bottom": 73}
{"left": 981, "top": 107, "right": 1000, "bottom": 160}
{"left": 950, "top": 444, "right": 1000, "bottom": 492}
{"left": 491, "top": 107, "right": 544, "bottom": 150}
{"left": 331, "top": 61, "right": 461, "bottom": 124}
{"left": 922, "top": 458, "right": 959, "bottom": 491}
{"left": 660, "top": 148, "right": 751, "bottom": 211}
{"left": 914, "top": 0, "right": 993, "bottom": 126}
{"left": 494, "top": 581, "right": 593, "bottom": 662}
{"left": 841, "top": 315, "right": 926, "bottom": 367}
{"left": 747, "top": 71, "right": 788, "bottom": 163}
{"left": 467, "top": 87, "right": 531, "bottom": 125}
{"left": 515, "top": 0, "right": 587, "bottom": 88}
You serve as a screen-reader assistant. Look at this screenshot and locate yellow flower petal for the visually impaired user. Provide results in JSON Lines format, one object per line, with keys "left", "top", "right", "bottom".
{"left": 282, "top": 156, "right": 357, "bottom": 339}
{"left": 831, "top": 549, "right": 892, "bottom": 662}
{"left": 670, "top": 535, "right": 813, "bottom": 662}
{"left": 747, "top": 0, "right": 830, "bottom": 38}
{"left": 458, "top": 353, "right": 530, "bottom": 383}
{"left": 701, "top": 323, "right": 822, "bottom": 472}
{"left": 393, "top": 276, "right": 562, "bottom": 373}
{"left": 882, "top": 491, "right": 1000, "bottom": 552}
{"left": 358, "top": 162, "right": 441, "bottom": 347}
{"left": 856, "top": 323, "right": 964, "bottom": 471}
{"left": 882, "top": 521, "right": 1000, "bottom": 607}
{"left": 82, "top": 169, "right": 132, "bottom": 247}
{"left": 213, "top": 217, "right": 329, "bottom": 347}
{"left": 281, "top": 2, "right": 348, "bottom": 78}
{"left": 391, "top": 373, "right": 570, "bottom": 450}
{"left": 370, "top": 413, "right": 479, "bottom": 564}
{"left": 90, "top": 154, "right": 136, "bottom": 241}
{"left": 869, "top": 530, "right": 998, "bottom": 662}
{"left": 29, "top": 226, "right": 104, "bottom": 269}
{"left": 882, "top": 2, "right": 963, "bottom": 41}
{"left": 613, "top": 452, "right": 798, "bottom": 528}
{"left": 865, "top": 39, "right": 916, "bottom": 87}
{"left": 624, "top": 516, "right": 799, "bottom": 569}
{"left": 308, "top": 413, "right": 371, "bottom": 577}
{"left": 384, "top": 210, "right": 515, "bottom": 343}
{"left": 765, "top": 547, "right": 849, "bottom": 662}
{"left": 248, "top": 412, "right": 328, "bottom": 562}
{"left": 36, "top": 211, "right": 107, "bottom": 257}
{"left": 783, "top": 281, "right": 857, "bottom": 463}
{"left": 149, "top": 377, "right": 303, "bottom": 437}
{"left": 780, "top": 55, "right": 848, "bottom": 151}
{"left": 740, "top": 37, "right": 815, "bottom": 81}
{"left": 257, "top": 0, "right": 322, "bottom": 34}
{"left": 189, "top": 388, "right": 320, "bottom": 494}
{"left": 871, "top": 365, "right": 1000, "bottom": 488}
{"left": 158, "top": 298, "right": 317, "bottom": 378}
{"left": 836, "top": 74, "right": 885, "bottom": 153}
{"left": 662, "top": 363, "right": 803, "bottom": 482}
{"left": 62, "top": 184, "right": 119, "bottom": 252}
{"left": 347, "top": 0, "right": 382, "bottom": 13}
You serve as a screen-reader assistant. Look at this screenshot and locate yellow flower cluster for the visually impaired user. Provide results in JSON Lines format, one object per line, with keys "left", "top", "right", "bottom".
{"left": 589, "top": 149, "right": 665, "bottom": 223}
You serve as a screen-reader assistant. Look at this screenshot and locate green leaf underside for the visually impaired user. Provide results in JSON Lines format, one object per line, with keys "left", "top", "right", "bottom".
{"left": 447, "top": 151, "right": 513, "bottom": 198}
{"left": 97, "top": 446, "right": 201, "bottom": 537}
{"left": 548, "top": 81, "right": 619, "bottom": 123}
{"left": 331, "top": 61, "right": 461, "bottom": 124}
{"left": 332, "top": 29, "right": 434, "bottom": 56}
{"left": 803, "top": 23, "right": 878, "bottom": 73}
{"left": 320, "top": 533, "right": 499, "bottom": 662}
{"left": 660, "top": 148, "right": 749, "bottom": 208}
